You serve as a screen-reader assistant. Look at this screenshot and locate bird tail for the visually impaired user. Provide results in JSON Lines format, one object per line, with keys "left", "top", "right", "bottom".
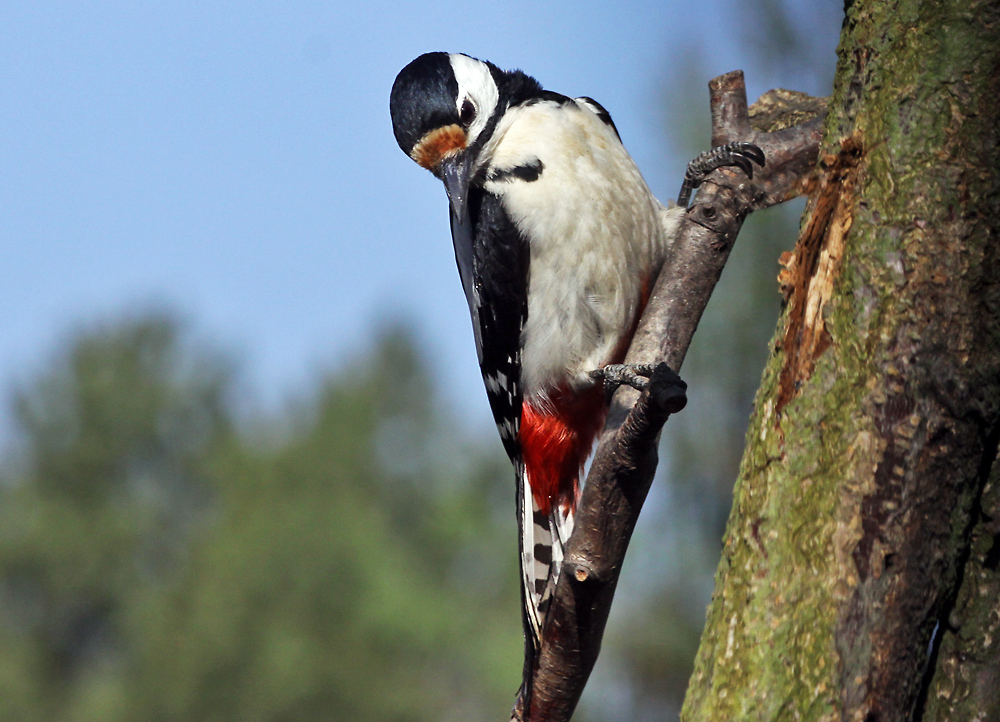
{"left": 515, "top": 386, "right": 605, "bottom": 716}
{"left": 517, "top": 460, "right": 575, "bottom": 652}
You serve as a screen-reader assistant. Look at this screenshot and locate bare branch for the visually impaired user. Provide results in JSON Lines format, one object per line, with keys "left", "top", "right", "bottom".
{"left": 512, "top": 71, "right": 827, "bottom": 722}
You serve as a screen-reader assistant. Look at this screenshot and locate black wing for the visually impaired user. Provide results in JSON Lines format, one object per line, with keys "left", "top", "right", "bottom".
{"left": 450, "top": 186, "right": 529, "bottom": 463}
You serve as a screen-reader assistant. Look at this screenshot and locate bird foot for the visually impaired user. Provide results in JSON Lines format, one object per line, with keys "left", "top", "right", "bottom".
{"left": 591, "top": 362, "right": 687, "bottom": 409}
{"left": 591, "top": 363, "right": 656, "bottom": 393}
{"left": 677, "top": 141, "right": 765, "bottom": 207}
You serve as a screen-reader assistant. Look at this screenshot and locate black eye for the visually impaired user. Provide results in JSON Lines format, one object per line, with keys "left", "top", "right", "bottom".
{"left": 460, "top": 99, "right": 476, "bottom": 126}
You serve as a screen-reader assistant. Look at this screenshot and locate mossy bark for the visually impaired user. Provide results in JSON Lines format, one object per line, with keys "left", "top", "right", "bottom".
{"left": 680, "top": 1, "right": 1000, "bottom": 721}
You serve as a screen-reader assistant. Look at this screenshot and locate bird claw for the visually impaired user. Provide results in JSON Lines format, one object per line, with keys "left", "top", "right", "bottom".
{"left": 677, "top": 141, "right": 766, "bottom": 207}
{"left": 591, "top": 362, "right": 687, "bottom": 408}
{"left": 591, "top": 363, "right": 654, "bottom": 392}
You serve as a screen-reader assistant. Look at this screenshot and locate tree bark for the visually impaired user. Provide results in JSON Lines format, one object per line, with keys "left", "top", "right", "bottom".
{"left": 681, "top": 1, "right": 1000, "bottom": 721}
{"left": 923, "top": 446, "right": 1000, "bottom": 721}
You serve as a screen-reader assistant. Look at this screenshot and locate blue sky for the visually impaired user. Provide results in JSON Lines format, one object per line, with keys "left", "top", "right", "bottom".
{"left": 0, "top": 1, "right": 839, "bottom": 444}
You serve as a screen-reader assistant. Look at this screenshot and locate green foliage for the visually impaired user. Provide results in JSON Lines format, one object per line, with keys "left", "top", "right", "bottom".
{"left": 0, "top": 314, "right": 520, "bottom": 721}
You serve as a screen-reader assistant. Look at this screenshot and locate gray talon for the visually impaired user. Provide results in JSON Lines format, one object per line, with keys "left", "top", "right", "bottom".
{"left": 677, "top": 141, "right": 766, "bottom": 207}
{"left": 593, "top": 363, "right": 681, "bottom": 404}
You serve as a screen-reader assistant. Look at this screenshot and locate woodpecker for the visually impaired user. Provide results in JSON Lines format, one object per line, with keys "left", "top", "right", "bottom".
{"left": 389, "top": 52, "right": 762, "bottom": 699}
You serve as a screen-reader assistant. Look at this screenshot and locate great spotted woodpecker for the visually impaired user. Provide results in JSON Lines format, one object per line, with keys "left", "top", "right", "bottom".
{"left": 390, "top": 52, "right": 762, "bottom": 689}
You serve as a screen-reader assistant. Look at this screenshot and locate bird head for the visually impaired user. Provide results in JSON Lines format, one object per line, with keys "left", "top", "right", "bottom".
{"left": 390, "top": 52, "right": 504, "bottom": 220}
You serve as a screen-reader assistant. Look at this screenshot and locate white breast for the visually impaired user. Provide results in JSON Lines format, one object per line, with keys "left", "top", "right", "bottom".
{"left": 483, "top": 99, "right": 675, "bottom": 399}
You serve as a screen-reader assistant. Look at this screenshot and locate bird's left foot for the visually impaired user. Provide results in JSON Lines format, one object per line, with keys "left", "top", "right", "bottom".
{"left": 591, "top": 362, "right": 687, "bottom": 408}
{"left": 677, "top": 141, "right": 765, "bottom": 207}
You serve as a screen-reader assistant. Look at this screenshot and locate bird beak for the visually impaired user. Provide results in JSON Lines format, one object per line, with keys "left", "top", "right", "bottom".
{"left": 441, "top": 153, "right": 473, "bottom": 221}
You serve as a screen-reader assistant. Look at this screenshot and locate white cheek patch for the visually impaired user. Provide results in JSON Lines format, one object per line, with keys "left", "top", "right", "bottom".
{"left": 448, "top": 53, "right": 499, "bottom": 144}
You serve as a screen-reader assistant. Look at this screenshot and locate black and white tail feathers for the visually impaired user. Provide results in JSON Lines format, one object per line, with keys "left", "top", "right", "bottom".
{"left": 516, "top": 462, "right": 574, "bottom": 660}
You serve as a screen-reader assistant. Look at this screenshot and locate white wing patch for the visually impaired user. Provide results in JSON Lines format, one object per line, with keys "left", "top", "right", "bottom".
{"left": 486, "top": 369, "right": 519, "bottom": 444}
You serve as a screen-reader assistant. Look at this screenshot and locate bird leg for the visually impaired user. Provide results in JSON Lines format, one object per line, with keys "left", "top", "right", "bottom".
{"left": 677, "top": 141, "right": 765, "bottom": 207}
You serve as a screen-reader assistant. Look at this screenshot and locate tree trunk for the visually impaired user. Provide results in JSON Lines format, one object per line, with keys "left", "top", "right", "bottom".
{"left": 680, "top": 1, "right": 1000, "bottom": 720}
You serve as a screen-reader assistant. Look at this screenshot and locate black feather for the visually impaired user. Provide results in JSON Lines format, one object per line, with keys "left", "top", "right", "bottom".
{"left": 455, "top": 186, "right": 529, "bottom": 463}
{"left": 488, "top": 159, "right": 544, "bottom": 183}
{"left": 389, "top": 52, "right": 459, "bottom": 155}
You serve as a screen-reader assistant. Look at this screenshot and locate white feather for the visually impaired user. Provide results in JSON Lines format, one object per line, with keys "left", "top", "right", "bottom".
{"left": 448, "top": 53, "right": 499, "bottom": 144}
{"left": 482, "top": 98, "right": 673, "bottom": 400}
{"left": 519, "top": 465, "right": 544, "bottom": 643}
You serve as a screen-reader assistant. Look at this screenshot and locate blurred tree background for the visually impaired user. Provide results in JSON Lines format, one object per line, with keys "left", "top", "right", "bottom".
{"left": 0, "top": 315, "right": 523, "bottom": 722}
{"left": 0, "top": 2, "right": 841, "bottom": 720}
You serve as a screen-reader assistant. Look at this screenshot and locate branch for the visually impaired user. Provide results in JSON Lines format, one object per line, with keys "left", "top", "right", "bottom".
{"left": 512, "top": 71, "right": 826, "bottom": 722}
